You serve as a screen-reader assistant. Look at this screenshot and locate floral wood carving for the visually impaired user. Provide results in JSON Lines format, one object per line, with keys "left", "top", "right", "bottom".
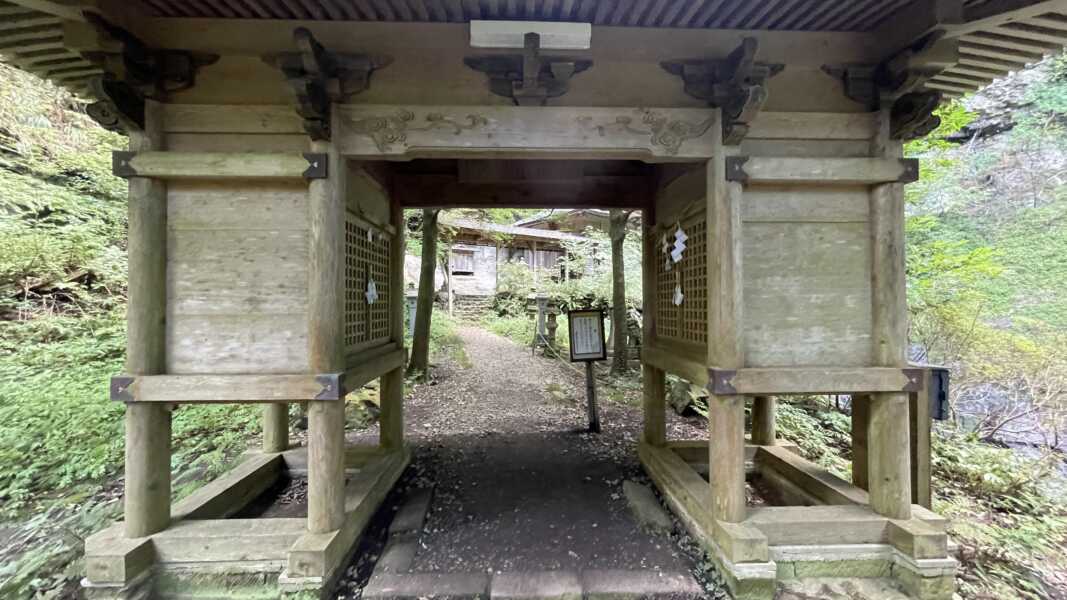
{"left": 577, "top": 110, "right": 716, "bottom": 155}
{"left": 347, "top": 109, "right": 489, "bottom": 152}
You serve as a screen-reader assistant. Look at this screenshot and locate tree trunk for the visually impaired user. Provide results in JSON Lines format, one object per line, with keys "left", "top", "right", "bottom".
{"left": 610, "top": 209, "right": 629, "bottom": 375}
{"left": 407, "top": 209, "right": 439, "bottom": 381}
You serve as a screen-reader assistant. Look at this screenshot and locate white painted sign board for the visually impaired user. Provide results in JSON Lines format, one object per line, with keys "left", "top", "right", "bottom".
{"left": 568, "top": 309, "right": 606, "bottom": 362}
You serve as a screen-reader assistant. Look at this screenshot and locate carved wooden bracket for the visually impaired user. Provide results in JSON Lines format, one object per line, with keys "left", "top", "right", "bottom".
{"left": 82, "top": 13, "right": 217, "bottom": 133}
{"left": 661, "top": 38, "right": 784, "bottom": 145}
{"left": 824, "top": 32, "right": 957, "bottom": 140}
{"left": 265, "top": 28, "right": 392, "bottom": 140}
{"left": 464, "top": 33, "right": 592, "bottom": 106}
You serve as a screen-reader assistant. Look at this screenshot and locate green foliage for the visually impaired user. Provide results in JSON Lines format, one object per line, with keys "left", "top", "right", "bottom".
{"left": 0, "top": 64, "right": 269, "bottom": 598}
{"left": 766, "top": 398, "right": 852, "bottom": 479}
{"left": 420, "top": 307, "right": 470, "bottom": 370}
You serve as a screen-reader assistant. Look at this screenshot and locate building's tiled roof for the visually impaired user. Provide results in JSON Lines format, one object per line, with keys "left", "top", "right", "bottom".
{"left": 442, "top": 217, "right": 589, "bottom": 242}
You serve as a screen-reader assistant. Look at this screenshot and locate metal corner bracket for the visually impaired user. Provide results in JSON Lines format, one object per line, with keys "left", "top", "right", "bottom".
{"left": 303, "top": 153, "right": 329, "bottom": 179}
{"left": 112, "top": 151, "right": 137, "bottom": 178}
{"left": 724, "top": 156, "right": 749, "bottom": 184}
{"left": 708, "top": 368, "right": 739, "bottom": 395}
{"left": 110, "top": 375, "right": 136, "bottom": 403}
{"left": 314, "top": 372, "right": 346, "bottom": 400}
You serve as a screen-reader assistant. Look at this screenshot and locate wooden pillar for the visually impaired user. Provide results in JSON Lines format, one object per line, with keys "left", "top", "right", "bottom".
{"left": 306, "top": 136, "right": 347, "bottom": 534}
{"left": 867, "top": 122, "right": 912, "bottom": 519}
{"left": 707, "top": 119, "right": 747, "bottom": 524}
{"left": 380, "top": 196, "right": 405, "bottom": 450}
{"left": 711, "top": 395, "right": 746, "bottom": 522}
{"left": 750, "top": 396, "right": 776, "bottom": 446}
{"left": 641, "top": 202, "right": 666, "bottom": 446}
{"left": 909, "top": 371, "right": 933, "bottom": 508}
{"left": 851, "top": 394, "right": 870, "bottom": 490}
{"left": 124, "top": 100, "right": 171, "bottom": 539}
{"left": 262, "top": 404, "right": 289, "bottom": 453}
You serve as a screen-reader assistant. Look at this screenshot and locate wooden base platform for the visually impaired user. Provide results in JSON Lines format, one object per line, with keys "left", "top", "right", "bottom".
{"left": 83, "top": 446, "right": 410, "bottom": 600}
{"left": 639, "top": 441, "right": 956, "bottom": 600}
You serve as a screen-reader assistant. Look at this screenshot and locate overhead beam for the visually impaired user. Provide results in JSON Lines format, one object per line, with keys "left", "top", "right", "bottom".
{"left": 137, "top": 19, "right": 884, "bottom": 67}
{"left": 392, "top": 174, "right": 649, "bottom": 209}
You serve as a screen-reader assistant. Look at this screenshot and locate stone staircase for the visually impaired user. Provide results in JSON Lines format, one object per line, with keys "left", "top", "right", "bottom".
{"left": 452, "top": 294, "right": 495, "bottom": 319}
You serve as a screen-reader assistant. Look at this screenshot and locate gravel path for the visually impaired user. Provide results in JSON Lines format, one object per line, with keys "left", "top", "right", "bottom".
{"left": 340, "top": 324, "right": 725, "bottom": 595}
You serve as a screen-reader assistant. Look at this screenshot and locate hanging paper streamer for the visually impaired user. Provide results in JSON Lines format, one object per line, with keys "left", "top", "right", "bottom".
{"left": 662, "top": 232, "right": 672, "bottom": 271}
{"left": 366, "top": 278, "right": 379, "bottom": 304}
{"left": 367, "top": 227, "right": 375, "bottom": 242}
{"left": 673, "top": 282, "right": 684, "bottom": 306}
{"left": 671, "top": 225, "right": 688, "bottom": 263}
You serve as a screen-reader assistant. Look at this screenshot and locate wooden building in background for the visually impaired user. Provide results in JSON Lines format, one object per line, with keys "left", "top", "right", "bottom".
{"left": 1, "top": 0, "right": 1065, "bottom": 598}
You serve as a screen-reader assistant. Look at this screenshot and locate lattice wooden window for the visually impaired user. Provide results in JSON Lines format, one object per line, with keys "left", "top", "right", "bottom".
{"left": 653, "top": 210, "right": 708, "bottom": 348}
{"left": 345, "top": 212, "right": 392, "bottom": 354}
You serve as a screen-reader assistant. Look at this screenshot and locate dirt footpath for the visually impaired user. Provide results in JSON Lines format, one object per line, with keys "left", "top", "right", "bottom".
{"left": 339, "top": 324, "right": 726, "bottom": 598}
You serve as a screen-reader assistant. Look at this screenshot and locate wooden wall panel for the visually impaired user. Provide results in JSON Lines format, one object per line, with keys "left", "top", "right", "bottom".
{"left": 741, "top": 186, "right": 872, "bottom": 368}
{"left": 166, "top": 181, "right": 310, "bottom": 374}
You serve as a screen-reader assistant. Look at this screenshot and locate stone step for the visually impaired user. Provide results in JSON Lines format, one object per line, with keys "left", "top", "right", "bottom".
{"left": 777, "top": 577, "right": 914, "bottom": 600}
{"left": 363, "top": 569, "right": 704, "bottom": 600}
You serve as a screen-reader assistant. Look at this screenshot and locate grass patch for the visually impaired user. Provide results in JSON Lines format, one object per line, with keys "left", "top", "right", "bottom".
{"left": 427, "top": 308, "right": 470, "bottom": 368}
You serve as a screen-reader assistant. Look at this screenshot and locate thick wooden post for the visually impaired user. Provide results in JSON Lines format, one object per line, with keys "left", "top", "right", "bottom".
{"left": 707, "top": 119, "right": 747, "bottom": 524}
{"left": 909, "top": 370, "right": 933, "bottom": 508}
{"left": 641, "top": 203, "right": 666, "bottom": 446}
{"left": 750, "top": 396, "right": 777, "bottom": 446}
{"left": 851, "top": 394, "right": 870, "bottom": 490}
{"left": 307, "top": 136, "right": 347, "bottom": 534}
{"left": 711, "top": 395, "right": 746, "bottom": 522}
{"left": 868, "top": 140, "right": 912, "bottom": 520}
{"left": 380, "top": 195, "right": 405, "bottom": 450}
{"left": 263, "top": 404, "right": 289, "bottom": 453}
{"left": 124, "top": 100, "right": 171, "bottom": 539}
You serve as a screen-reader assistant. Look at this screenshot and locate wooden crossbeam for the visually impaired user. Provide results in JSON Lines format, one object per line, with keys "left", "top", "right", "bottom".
{"left": 110, "top": 373, "right": 348, "bottom": 403}
{"left": 709, "top": 367, "right": 925, "bottom": 395}
{"left": 724, "top": 157, "right": 919, "bottom": 185}
{"left": 111, "top": 151, "right": 328, "bottom": 180}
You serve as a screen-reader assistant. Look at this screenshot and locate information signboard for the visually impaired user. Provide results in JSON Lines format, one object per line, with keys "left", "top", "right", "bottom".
{"left": 568, "top": 309, "right": 606, "bottom": 362}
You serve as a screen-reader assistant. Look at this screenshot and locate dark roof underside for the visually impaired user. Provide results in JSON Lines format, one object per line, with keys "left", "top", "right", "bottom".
{"left": 2, "top": 0, "right": 1067, "bottom": 100}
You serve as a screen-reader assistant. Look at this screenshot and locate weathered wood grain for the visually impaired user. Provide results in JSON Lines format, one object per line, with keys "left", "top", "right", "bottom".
{"left": 124, "top": 99, "right": 170, "bottom": 540}
{"left": 335, "top": 105, "right": 719, "bottom": 161}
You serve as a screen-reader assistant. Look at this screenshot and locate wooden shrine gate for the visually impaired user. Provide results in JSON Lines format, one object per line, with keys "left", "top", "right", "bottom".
{"left": 81, "top": 97, "right": 954, "bottom": 600}
{"left": 6, "top": 2, "right": 1059, "bottom": 598}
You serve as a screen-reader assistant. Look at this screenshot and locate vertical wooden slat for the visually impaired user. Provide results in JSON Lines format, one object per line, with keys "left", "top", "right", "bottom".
{"left": 659, "top": 0, "right": 692, "bottom": 27}
{"left": 558, "top": 0, "right": 574, "bottom": 19}
{"left": 353, "top": 0, "right": 380, "bottom": 20}
{"left": 387, "top": 0, "right": 414, "bottom": 20}
{"left": 774, "top": 0, "right": 820, "bottom": 29}
{"left": 852, "top": 394, "right": 870, "bottom": 490}
{"left": 306, "top": 128, "right": 347, "bottom": 534}
{"left": 463, "top": 0, "right": 481, "bottom": 19}
{"left": 576, "top": 0, "right": 596, "bottom": 22}
{"left": 238, "top": 0, "right": 276, "bottom": 18}
{"left": 691, "top": 0, "right": 728, "bottom": 28}
{"left": 124, "top": 99, "right": 171, "bottom": 540}
{"left": 673, "top": 0, "right": 706, "bottom": 27}
{"left": 643, "top": 0, "right": 671, "bottom": 25}
{"left": 642, "top": 199, "right": 666, "bottom": 447}
{"left": 909, "top": 372, "right": 932, "bottom": 509}
{"left": 319, "top": 0, "right": 349, "bottom": 19}
{"left": 380, "top": 193, "right": 406, "bottom": 450}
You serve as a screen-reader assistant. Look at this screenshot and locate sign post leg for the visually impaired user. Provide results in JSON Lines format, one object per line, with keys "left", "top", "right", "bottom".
{"left": 585, "top": 361, "right": 601, "bottom": 433}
